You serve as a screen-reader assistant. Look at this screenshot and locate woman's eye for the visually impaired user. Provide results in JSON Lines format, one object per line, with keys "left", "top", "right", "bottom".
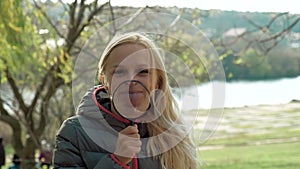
{"left": 138, "top": 69, "right": 149, "bottom": 75}
{"left": 113, "top": 69, "right": 125, "bottom": 75}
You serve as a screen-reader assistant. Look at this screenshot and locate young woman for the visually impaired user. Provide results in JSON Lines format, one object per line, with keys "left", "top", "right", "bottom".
{"left": 53, "top": 32, "right": 198, "bottom": 169}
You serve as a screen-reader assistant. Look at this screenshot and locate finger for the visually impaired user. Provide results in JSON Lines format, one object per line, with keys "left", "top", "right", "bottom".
{"left": 115, "top": 140, "right": 142, "bottom": 157}
{"left": 118, "top": 136, "right": 141, "bottom": 146}
{"left": 127, "top": 133, "right": 140, "bottom": 139}
{"left": 117, "top": 137, "right": 142, "bottom": 146}
{"left": 124, "top": 142, "right": 142, "bottom": 153}
{"left": 119, "top": 134, "right": 140, "bottom": 141}
{"left": 126, "top": 139, "right": 142, "bottom": 147}
{"left": 127, "top": 145, "right": 141, "bottom": 154}
{"left": 120, "top": 125, "right": 139, "bottom": 135}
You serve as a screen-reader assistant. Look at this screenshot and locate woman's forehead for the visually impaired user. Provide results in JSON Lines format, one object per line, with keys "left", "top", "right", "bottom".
{"left": 110, "top": 43, "right": 146, "bottom": 56}
{"left": 106, "top": 43, "right": 152, "bottom": 66}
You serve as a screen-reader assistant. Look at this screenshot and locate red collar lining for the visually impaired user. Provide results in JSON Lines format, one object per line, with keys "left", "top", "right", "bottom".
{"left": 92, "top": 86, "right": 130, "bottom": 124}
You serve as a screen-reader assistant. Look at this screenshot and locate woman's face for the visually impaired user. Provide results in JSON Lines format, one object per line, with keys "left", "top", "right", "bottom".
{"left": 103, "top": 43, "right": 159, "bottom": 118}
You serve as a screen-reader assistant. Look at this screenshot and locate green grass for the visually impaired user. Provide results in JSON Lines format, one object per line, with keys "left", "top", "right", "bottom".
{"left": 197, "top": 128, "right": 300, "bottom": 146}
{"left": 198, "top": 142, "right": 300, "bottom": 169}
{"left": 4, "top": 144, "right": 14, "bottom": 155}
{"left": 195, "top": 102, "right": 300, "bottom": 169}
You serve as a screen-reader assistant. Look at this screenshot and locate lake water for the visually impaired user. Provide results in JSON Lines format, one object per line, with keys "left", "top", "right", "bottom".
{"left": 176, "top": 76, "right": 300, "bottom": 109}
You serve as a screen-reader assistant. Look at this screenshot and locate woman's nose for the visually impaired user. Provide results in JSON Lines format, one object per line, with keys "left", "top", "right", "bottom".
{"left": 128, "top": 76, "right": 139, "bottom": 86}
{"left": 127, "top": 72, "right": 139, "bottom": 81}
{"left": 123, "top": 73, "right": 138, "bottom": 86}
{"left": 131, "top": 75, "right": 140, "bottom": 82}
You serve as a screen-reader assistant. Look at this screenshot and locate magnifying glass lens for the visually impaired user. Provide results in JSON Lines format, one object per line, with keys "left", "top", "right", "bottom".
{"left": 112, "top": 80, "right": 151, "bottom": 121}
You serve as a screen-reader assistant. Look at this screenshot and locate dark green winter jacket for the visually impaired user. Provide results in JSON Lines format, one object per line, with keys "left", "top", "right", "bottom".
{"left": 53, "top": 86, "right": 161, "bottom": 169}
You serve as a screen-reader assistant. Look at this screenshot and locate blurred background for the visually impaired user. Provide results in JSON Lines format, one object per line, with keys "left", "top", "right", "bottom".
{"left": 0, "top": 0, "right": 299, "bottom": 168}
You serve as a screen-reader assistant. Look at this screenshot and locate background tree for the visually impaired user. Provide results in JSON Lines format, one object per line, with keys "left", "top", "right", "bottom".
{"left": 0, "top": 0, "right": 68, "bottom": 168}
{"left": 0, "top": 0, "right": 113, "bottom": 168}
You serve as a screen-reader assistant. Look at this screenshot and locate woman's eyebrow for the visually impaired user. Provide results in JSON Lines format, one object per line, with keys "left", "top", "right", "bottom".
{"left": 111, "top": 64, "right": 124, "bottom": 68}
{"left": 109, "top": 64, "right": 149, "bottom": 69}
{"left": 106, "top": 65, "right": 123, "bottom": 72}
{"left": 136, "top": 64, "right": 149, "bottom": 68}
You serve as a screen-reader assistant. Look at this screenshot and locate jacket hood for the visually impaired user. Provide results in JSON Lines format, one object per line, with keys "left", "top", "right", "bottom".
{"left": 76, "top": 86, "right": 109, "bottom": 116}
{"left": 76, "top": 86, "right": 130, "bottom": 124}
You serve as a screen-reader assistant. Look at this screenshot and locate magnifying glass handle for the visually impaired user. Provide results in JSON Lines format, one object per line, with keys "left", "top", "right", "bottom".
{"left": 130, "top": 121, "right": 135, "bottom": 126}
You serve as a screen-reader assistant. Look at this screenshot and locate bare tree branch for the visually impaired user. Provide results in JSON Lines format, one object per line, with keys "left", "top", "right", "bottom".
{"left": 36, "top": 74, "right": 64, "bottom": 136}
{"left": 75, "top": 0, "right": 86, "bottom": 31}
{"left": 220, "top": 12, "right": 300, "bottom": 55}
{"left": 33, "top": 0, "right": 65, "bottom": 39}
{"left": 0, "top": 97, "right": 24, "bottom": 151}
{"left": 118, "top": 6, "right": 148, "bottom": 30}
{"left": 260, "top": 16, "right": 300, "bottom": 43}
{"left": 4, "top": 67, "right": 28, "bottom": 114}
{"left": 66, "top": 1, "right": 110, "bottom": 52}
{"left": 108, "top": 0, "right": 116, "bottom": 34}
{"left": 266, "top": 12, "right": 289, "bottom": 29}
{"left": 27, "top": 64, "right": 56, "bottom": 119}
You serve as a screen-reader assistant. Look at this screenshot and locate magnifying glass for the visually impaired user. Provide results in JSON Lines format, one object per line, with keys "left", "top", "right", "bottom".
{"left": 112, "top": 80, "right": 155, "bottom": 126}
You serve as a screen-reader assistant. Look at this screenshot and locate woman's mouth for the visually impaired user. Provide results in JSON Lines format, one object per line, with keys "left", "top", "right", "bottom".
{"left": 128, "top": 91, "right": 143, "bottom": 99}
{"left": 117, "top": 90, "right": 144, "bottom": 106}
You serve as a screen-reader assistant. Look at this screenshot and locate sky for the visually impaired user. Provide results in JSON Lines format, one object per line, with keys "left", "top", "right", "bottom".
{"left": 110, "top": 0, "right": 300, "bottom": 14}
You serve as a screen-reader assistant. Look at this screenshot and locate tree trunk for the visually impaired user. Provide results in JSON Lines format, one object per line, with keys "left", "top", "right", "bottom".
{"left": 21, "top": 137, "right": 38, "bottom": 169}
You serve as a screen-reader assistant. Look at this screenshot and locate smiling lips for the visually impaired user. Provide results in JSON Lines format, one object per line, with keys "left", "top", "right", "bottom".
{"left": 124, "top": 90, "right": 144, "bottom": 99}
{"left": 118, "top": 90, "right": 145, "bottom": 105}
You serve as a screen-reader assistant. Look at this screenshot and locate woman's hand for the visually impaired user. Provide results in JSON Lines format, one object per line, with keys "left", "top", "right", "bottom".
{"left": 114, "top": 124, "right": 141, "bottom": 164}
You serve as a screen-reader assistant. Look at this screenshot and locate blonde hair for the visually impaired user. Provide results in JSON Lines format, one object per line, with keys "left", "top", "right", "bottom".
{"left": 98, "top": 32, "right": 198, "bottom": 169}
